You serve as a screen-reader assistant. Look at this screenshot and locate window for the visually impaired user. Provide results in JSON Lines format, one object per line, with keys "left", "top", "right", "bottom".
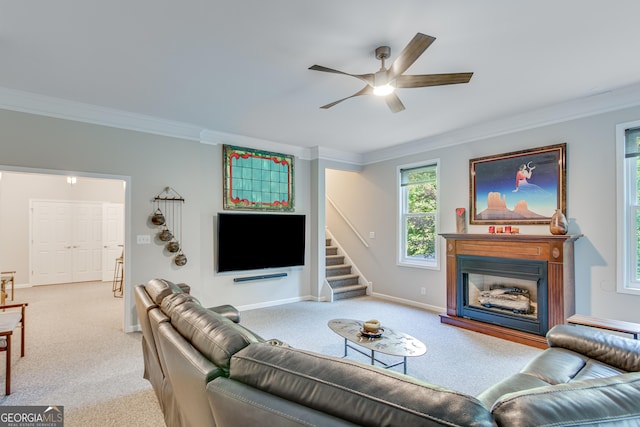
{"left": 398, "top": 161, "right": 439, "bottom": 269}
{"left": 617, "top": 120, "right": 640, "bottom": 294}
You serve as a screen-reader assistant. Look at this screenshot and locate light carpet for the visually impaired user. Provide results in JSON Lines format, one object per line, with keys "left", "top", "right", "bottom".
{"left": 0, "top": 281, "right": 542, "bottom": 426}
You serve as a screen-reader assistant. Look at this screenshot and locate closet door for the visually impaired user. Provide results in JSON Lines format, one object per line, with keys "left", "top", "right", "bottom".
{"left": 101, "top": 203, "right": 124, "bottom": 281}
{"left": 73, "top": 203, "right": 103, "bottom": 282}
{"left": 31, "top": 201, "right": 73, "bottom": 285}
{"left": 31, "top": 201, "right": 103, "bottom": 285}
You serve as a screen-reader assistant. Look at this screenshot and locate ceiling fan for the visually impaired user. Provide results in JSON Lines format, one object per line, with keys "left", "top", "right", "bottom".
{"left": 309, "top": 33, "right": 473, "bottom": 113}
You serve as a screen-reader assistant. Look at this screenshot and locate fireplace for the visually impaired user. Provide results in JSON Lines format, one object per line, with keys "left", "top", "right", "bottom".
{"left": 440, "top": 234, "right": 581, "bottom": 348}
{"left": 458, "top": 255, "right": 548, "bottom": 336}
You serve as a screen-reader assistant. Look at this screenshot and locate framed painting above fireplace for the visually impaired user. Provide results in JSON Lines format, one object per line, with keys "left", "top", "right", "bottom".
{"left": 470, "top": 143, "right": 566, "bottom": 225}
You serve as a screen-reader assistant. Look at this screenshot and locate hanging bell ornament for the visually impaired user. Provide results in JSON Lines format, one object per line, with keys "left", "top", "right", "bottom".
{"left": 159, "top": 228, "right": 173, "bottom": 242}
{"left": 174, "top": 252, "right": 188, "bottom": 266}
{"left": 166, "top": 240, "right": 180, "bottom": 253}
{"left": 151, "top": 209, "right": 165, "bottom": 226}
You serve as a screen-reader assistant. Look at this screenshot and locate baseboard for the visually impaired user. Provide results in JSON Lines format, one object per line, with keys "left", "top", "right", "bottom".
{"left": 370, "top": 292, "right": 445, "bottom": 314}
{"left": 237, "top": 294, "right": 324, "bottom": 312}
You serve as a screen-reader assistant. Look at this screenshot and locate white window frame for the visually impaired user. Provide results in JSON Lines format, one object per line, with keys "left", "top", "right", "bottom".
{"left": 397, "top": 159, "right": 440, "bottom": 270}
{"left": 616, "top": 119, "right": 640, "bottom": 295}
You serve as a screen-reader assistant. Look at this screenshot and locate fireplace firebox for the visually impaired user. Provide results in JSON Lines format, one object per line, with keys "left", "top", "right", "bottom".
{"left": 458, "top": 255, "right": 548, "bottom": 336}
{"left": 440, "top": 234, "right": 581, "bottom": 348}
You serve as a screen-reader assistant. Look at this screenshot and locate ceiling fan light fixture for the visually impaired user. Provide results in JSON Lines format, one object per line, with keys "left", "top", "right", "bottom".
{"left": 372, "top": 84, "right": 395, "bottom": 97}
{"left": 373, "top": 69, "right": 394, "bottom": 96}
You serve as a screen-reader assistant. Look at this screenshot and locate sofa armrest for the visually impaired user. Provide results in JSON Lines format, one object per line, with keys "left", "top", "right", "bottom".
{"left": 176, "top": 283, "right": 191, "bottom": 294}
{"left": 547, "top": 324, "right": 640, "bottom": 372}
{"left": 490, "top": 372, "right": 640, "bottom": 427}
{"left": 208, "top": 304, "right": 240, "bottom": 324}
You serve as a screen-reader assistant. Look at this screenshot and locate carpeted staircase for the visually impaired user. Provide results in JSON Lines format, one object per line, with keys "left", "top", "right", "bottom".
{"left": 325, "top": 237, "right": 367, "bottom": 300}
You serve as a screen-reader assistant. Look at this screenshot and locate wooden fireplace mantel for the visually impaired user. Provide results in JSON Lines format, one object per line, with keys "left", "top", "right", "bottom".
{"left": 439, "top": 233, "right": 582, "bottom": 348}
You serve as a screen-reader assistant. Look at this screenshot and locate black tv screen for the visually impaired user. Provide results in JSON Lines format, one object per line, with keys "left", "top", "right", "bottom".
{"left": 217, "top": 213, "right": 306, "bottom": 272}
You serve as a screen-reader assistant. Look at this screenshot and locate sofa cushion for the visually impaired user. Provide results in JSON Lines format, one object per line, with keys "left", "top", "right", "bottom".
{"left": 160, "top": 293, "right": 262, "bottom": 372}
{"left": 547, "top": 324, "right": 640, "bottom": 372}
{"left": 520, "top": 347, "right": 589, "bottom": 384}
{"left": 229, "top": 342, "right": 495, "bottom": 427}
{"left": 490, "top": 372, "right": 640, "bottom": 427}
{"left": 477, "top": 373, "right": 551, "bottom": 409}
{"left": 572, "top": 358, "right": 627, "bottom": 382}
{"left": 145, "top": 278, "right": 185, "bottom": 305}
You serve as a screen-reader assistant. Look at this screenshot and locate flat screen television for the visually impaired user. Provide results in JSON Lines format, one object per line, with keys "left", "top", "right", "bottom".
{"left": 217, "top": 212, "right": 306, "bottom": 272}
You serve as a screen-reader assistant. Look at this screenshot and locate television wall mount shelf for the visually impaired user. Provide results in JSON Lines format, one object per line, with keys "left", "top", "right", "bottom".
{"left": 233, "top": 272, "right": 288, "bottom": 283}
{"left": 151, "top": 187, "right": 187, "bottom": 267}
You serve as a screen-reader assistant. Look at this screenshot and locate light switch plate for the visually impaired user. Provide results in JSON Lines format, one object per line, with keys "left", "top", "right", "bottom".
{"left": 137, "top": 235, "right": 151, "bottom": 244}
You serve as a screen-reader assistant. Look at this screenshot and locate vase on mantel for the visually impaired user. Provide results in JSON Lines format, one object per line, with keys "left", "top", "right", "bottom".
{"left": 549, "top": 209, "right": 568, "bottom": 235}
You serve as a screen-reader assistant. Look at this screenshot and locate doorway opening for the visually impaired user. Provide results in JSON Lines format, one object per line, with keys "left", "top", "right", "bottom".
{"left": 0, "top": 166, "right": 130, "bottom": 329}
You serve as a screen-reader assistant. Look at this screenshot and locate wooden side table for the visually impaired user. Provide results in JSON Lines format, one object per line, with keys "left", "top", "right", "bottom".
{"left": 567, "top": 314, "right": 640, "bottom": 340}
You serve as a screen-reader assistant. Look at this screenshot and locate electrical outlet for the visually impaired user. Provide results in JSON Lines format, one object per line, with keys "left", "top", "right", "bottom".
{"left": 420, "top": 287, "right": 426, "bottom": 295}
{"left": 137, "top": 234, "right": 151, "bottom": 244}
{"left": 369, "top": 231, "right": 376, "bottom": 239}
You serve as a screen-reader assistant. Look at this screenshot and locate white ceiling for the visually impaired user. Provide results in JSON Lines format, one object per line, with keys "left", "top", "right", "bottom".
{"left": 2, "top": 1, "right": 640, "bottom": 161}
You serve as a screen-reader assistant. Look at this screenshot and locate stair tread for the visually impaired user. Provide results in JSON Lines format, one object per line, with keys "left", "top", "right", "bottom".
{"left": 326, "top": 263, "right": 351, "bottom": 269}
{"left": 326, "top": 273, "right": 359, "bottom": 280}
{"left": 332, "top": 283, "right": 368, "bottom": 292}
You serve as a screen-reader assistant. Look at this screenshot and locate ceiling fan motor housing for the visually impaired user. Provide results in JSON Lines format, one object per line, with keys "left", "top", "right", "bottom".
{"left": 375, "top": 46, "right": 391, "bottom": 61}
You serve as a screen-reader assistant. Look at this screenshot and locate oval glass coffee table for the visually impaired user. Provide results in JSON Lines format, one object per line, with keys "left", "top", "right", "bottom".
{"left": 328, "top": 318, "right": 427, "bottom": 374}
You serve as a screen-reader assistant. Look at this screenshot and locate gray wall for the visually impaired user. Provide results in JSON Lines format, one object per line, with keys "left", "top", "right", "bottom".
{"left": 0, "top": 109, "right": 312, "bottom": 331}
{"left": 327, "top": 105, "right": 640, "bottom": 323}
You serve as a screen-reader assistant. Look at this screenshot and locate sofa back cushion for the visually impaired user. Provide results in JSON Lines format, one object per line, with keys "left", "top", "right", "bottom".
{"left": 160, "top": 293, "right": 262, "bottom": 372}
{"left": 547, "top": 324, "right": 640, "bottom": 372}
{"left": 491, "top": 372, "right": 640, "bottom": 427}
{"left": 229, "top": 343, "right": 495, "bottom": 427}
{"left": 145, "top": 278, "right": 184, "bottom": 305}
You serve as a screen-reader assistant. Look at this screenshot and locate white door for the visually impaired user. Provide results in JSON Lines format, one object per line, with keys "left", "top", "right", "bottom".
{"left": 102, "top": 203, "right": 124, "bottom": 281}
{"left": 74, "top": 203, "right": 104, "bottom": 282}
{"left": 31, "top": 201, "right": 73, "bottom": 285}
{"left": 31, "top": 200, "right": 104, "bottom": 285}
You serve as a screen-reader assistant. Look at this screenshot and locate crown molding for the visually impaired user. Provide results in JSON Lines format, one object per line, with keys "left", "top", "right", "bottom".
{"left": 363, "top": 82, "right": 640, "bottom": 165}
{"left": 0, "top": 87, "right": 206, "bottom": 141}
{"left": 309, "top": 146, "right": 364, "bottom": 165}
{"left": 0, "top": 86, "right": 339, "bottom": 162}
{"left": 199, "top": 128, "right": 311, "bottom": 160}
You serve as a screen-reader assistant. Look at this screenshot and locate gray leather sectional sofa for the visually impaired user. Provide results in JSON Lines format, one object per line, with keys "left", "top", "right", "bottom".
{"left": 134, "top": 278, "right": 640, "bottom": 426}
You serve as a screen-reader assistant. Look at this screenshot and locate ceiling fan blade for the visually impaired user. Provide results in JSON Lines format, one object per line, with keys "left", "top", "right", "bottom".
{"left": 396, "top": 72, "right": 474, "bottom": 88}
{"left": 309, "top": 65, "right": 374, "bottom": 86}
{"left": 385, "top": 92, "right": 405, "bottom": 113}
{"left": 319, "top": 85, "right": 373, "bottom": 109}
{"left": 388, "top": 33, "right": 436, "bottom": 80}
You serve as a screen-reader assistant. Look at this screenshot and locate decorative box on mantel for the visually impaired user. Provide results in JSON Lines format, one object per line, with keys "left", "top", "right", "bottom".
{"left": 439, "top": 233, "right": 582, "bottom": 349}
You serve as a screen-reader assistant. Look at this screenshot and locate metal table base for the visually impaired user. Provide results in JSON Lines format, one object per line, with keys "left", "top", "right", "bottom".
{"left": 342, "top": 338, "right": 409, "bottom": 374}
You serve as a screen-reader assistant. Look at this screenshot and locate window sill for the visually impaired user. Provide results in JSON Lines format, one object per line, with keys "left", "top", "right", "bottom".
{"left": 616, "top": 285, "right": 640, "bottom": 296}
{"left": 397, "top": 260, "right": 440, "bottom": 271}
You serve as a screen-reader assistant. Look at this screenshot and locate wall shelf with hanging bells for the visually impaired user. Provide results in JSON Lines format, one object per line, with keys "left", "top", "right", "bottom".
{"left": 151, "top": 187, "right": 187, "bottom": 266}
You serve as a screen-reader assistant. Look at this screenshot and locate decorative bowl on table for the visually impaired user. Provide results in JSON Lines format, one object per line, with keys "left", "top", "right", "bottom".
{"left": 361, "top": 319, "right": 383, "bottom": 338}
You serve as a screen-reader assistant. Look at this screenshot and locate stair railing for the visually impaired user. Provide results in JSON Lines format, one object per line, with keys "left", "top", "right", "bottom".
{"left": 326, "top": 196, "right": 369, "bottom": 248}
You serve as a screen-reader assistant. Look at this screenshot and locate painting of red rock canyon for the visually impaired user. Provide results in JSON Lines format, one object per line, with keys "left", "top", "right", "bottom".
{"left": 470, "top": 143, "right": 566, "bottom": 224}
